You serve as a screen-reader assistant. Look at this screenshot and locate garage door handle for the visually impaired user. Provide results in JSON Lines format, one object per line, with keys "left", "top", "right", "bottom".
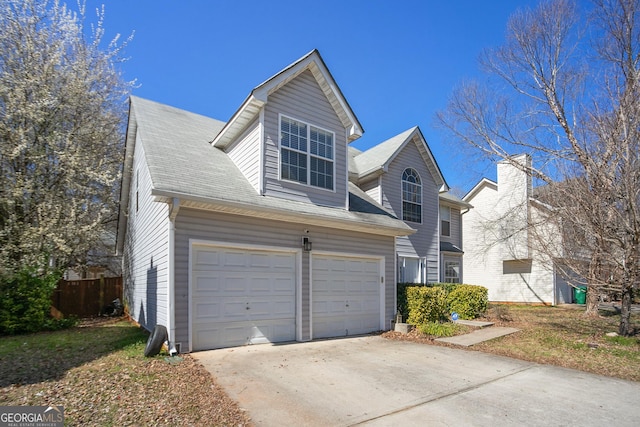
{"left": 246, "top": 305, "right": 250, "bottom": 310}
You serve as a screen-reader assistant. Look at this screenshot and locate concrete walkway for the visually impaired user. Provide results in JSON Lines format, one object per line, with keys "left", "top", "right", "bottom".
{"left": 436, "top": 326, "right": 521, "bottom": 346}
{"left": 435, "top": 319, "right": 520, "bottom": 347}
{"left": 194, "top": 336, "right": 640, "bottom": 426}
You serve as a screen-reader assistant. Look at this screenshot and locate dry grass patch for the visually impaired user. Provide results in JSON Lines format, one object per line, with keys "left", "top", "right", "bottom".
{"left": 475, "top": 305, "right": 640, "bottom": 381}
{"left": 383, "top": 305, "right": 640, "bottom": 382}
{"left": 0, "top": 318, "right": 251, "bottom": 426}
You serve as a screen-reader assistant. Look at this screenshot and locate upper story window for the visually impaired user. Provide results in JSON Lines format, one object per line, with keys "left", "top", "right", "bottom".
{"left": 402, "top": 168, "right": 422, "bottom": 223}
{"left": 280, "top": 116, "right": 334, "bottom": 190}
{"left": 440, "top": 206, "right": 451, "bottom": 236}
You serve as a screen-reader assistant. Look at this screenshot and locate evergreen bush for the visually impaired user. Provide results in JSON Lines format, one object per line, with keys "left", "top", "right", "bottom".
{"left": 446, "top": 284, "right": 488, "bottom": 320}
{"left": 0, "top": 267, "right": 61, "bottom": 334}
{"left": 406, "top": 286, "right": 448, "bottom": 324}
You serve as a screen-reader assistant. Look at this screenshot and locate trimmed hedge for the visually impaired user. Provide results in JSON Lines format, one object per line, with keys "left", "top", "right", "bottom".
{"left": 0, "top": 267, "right": 61, "bottom": 334}
{"left": 446, "top": 284, "right": 488, "bottom": 320}
{"left": 406, "top": 286, "right": 448, "bottom": 324}
{"left": 398, "top": 282, "right": 488, "bottom": 324}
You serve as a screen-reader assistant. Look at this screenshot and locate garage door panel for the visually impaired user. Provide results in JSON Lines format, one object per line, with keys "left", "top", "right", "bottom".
{"left": 247, "top": 298, "right": 295, "bottom": 319}
{"left": 313, "top": 298, "right": 348, "bottom": 315}
{"left": 312, "top": 254, "right": 381, "bottom": 340}
{"left": 192, "top": 245, "right": 297, "bottom": 351}
{"left": 194, "top": 298, "right": 248, "bottom": 320}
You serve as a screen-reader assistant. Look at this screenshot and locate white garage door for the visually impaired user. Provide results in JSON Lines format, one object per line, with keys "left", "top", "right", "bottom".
{"left": 312, "top": 254, "right": 382, "bottom": 339}
{"left": 191, "top": 245, "right": 297, "bottom": 351}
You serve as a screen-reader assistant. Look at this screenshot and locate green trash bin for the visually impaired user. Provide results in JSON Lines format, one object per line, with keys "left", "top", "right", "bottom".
{"left": 573, "top": 286, "right": 587, "bottom": 304}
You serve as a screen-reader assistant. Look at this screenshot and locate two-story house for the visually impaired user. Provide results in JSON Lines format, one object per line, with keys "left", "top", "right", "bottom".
{"left": 462, "top": 155, "right": 572, "bottom": 304}
{"left": 116, "top": 50, "right": 464, "bottom": 352}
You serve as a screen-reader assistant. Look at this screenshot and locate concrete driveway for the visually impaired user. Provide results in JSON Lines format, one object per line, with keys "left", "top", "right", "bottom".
{"left": 194, "top": 336, "right": 640, "bottom": 426}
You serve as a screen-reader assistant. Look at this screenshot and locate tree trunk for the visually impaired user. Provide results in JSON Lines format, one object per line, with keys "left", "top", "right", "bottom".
{"left": 584, "top": 287, "right": 600, "bottom": 317}
{"left": 618, "top": 281, "right": 633, "bottom": 336}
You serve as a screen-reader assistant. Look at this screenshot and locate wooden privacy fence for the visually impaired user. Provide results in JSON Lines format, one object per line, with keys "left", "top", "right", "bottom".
{"left": 52, "top": 277, "right": 123, "bottom": 317}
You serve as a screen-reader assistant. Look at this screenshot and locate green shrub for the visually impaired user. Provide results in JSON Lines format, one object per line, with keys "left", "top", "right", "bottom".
{"left": 0, "top": 267, "right": 61, "bottom": 334}
{"left": 406, "top": 286, "right": 448, "bottom": 324}
{"left": 446, "top": 284, "right": 488, "bottom": 320}
{"left": 418, "top": 321, "right": 465, "bottom": 337}
{"left": 396, "top": 282, "right": 414, "bottom": 320}
{"left": 397, "top": 283, "right": 457, "bottom": 320}
{"left": 430, "top": 282, "right": 459, "bottom": 294}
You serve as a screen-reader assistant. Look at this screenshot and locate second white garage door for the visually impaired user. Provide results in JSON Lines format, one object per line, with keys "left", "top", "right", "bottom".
{"left": 191, "top": 244, "right": 297, "bottom": 351}
{"left": 312, "top": 254, "right": 382, "bottom": 339}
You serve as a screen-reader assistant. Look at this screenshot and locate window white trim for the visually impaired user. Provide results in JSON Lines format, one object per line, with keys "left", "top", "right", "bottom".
{"left": 397, "top": 256, "right": 426, "bottom": 283}
{"left": 440, "top": 206, "right": 451, "bottom": 237}
{"left": 278, "top": 114, "right": 336, "bottom": 192}
{"left": 444, "top": 258, "right": 461, "bottom": 283}
{"left": 401, "top": 168, "right": 422, "bottom": 224}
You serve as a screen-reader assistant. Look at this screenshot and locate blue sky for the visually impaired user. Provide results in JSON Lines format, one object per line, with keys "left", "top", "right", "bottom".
{"left": 81, "top": 0, "right": 541, "bottom": 193}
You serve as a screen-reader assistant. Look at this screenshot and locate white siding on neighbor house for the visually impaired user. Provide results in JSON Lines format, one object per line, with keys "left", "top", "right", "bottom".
{"left": 173, "top": 208, "right": 395, "bottom": 352}
{"left": 226, "top": 117, "right": 262, "bottom": 193}
{"left": 463, "top": 157, "right": 556, "bottom": 303}
{"left": 381, "top": 138, "right": 439, "bottom": 282}
{"left": 496, "top": 157, "right": 531, "bottom": 260}
{"left": 263, "top": 70, "right": 348, "bottom": 208}
{"left": 122, "top": 133, "right": 169, "bottom": 331}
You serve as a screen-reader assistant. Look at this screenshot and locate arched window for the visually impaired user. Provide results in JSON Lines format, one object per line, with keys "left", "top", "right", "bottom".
{"left": 402, "top": 168, "right": 422, "bottom": 223}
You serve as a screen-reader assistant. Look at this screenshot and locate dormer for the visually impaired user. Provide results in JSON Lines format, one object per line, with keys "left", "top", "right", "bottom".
{"left": 211, "top": 50, "right": 363, "bottom": 209}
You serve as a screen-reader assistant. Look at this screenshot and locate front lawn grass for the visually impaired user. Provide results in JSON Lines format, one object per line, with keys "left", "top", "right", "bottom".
{"left": 474, "top": 305, "right": 640, "bottom": 381}
{"left": 0, "top": 318, "right": 251, "bottom": 426}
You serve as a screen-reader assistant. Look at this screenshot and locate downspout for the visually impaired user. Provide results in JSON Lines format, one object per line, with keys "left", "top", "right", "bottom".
{"left": 167, "top": 197, "right": 180, "bottom": 355}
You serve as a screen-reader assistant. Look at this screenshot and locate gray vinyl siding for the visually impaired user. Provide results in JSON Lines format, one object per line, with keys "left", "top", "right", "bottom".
{"left": 440, "top": 206, "right": 462, "bottom": 248}
{"left": 263, "top": 70, "right": 348, "bottom": 208}
{"left": 227, "top": 117, "right": 261, "bottom": 193}
{"left": 359, "top": 177, "right": 381, "bottom": 204}
{"left": 381, "top": 139, "right": 439, "bottom": 282}
{"left": 173, "top": 207, "right": 395, "bottom": 351}
{"left": 122, "top": 134, "right": 169, "bottom": 332}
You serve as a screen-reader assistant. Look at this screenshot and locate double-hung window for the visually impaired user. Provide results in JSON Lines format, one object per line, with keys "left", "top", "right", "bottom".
{"left": 280, "top": 116, "right": 334, "bottom": 190}
{"left": 440, "top": 206, "right": 451, "bottom": 237}
{"left": 402, "top": 168, "right": 422, "bottom": 223}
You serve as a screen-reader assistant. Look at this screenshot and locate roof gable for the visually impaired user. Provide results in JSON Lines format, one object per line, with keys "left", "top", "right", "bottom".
{"left": 463, "top": 178, "right": 498, "bottom": 203}
{"left": 352, "top": 126, "right": 448, "bottom": 191}
{"left": 213, "top": 49, "right": 363, "bottom": 149}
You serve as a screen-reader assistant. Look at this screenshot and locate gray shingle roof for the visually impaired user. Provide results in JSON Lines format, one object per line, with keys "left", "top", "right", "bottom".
{"left": 439, "top": 191, "right": 473, "bottom": 209}
{"left": 351, "top": 127, "right": 417, "bottom": 177}
{"left": 440, "top": 241, "right": 463, "bottom": 253}
{"left": 126, "top": 96, "right": 413, "bottom": 236}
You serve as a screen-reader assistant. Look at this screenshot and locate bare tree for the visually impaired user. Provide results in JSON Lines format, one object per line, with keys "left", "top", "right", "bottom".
{"left": 0, "top": 0, "right": 134, "bottom": 274}
{"left": 438, "top": 0, "right": 639, "bottom": 335}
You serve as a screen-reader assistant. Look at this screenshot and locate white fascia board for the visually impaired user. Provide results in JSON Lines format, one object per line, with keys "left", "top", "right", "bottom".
{"left": 211, "top": 95, "right": 265, "bottom": 149}
{"left": 463, "top": 178, "right": 498, "bottom": 202}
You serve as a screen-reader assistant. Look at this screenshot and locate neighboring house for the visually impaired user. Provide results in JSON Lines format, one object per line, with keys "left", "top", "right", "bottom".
{"left": 462, "top": 155, "right": 572, "bottom": 305}
{"left": 116, "top": 50, "right": 419, "bottom": 352}
{"left": 64, "top": 232, "right": 122, "bottom": 280}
